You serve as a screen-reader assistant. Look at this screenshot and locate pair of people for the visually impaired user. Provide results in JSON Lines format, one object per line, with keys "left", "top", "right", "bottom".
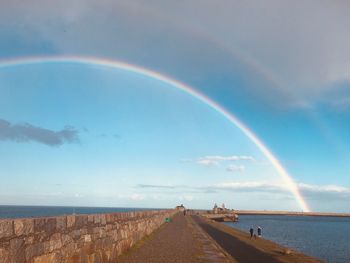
{"left": 249, "top": 226, "right": 262, "bottom": 239}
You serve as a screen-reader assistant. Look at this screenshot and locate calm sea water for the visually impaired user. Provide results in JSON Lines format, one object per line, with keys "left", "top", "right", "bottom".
{"left": 225, "top": 215, "right": 350, "bottom": 263}
{"left": 0, "top": 205, "right": 155, "bottom": 219}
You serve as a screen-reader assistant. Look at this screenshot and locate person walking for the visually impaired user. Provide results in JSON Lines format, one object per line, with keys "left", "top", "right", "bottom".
{"left": 257, "top": 226, "right": 262, "bottom": 237}
{"left": 249, "top": 227, "right": 254, "bottom": 239}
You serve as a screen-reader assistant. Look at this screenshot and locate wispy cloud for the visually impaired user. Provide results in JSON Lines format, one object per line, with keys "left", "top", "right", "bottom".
{"left": 179, "top": 195, "right": 194, "bottom": 201}
{"left": 196, "top": 155, "right": 254, "bottom": 168}
{"left": 298, "top": 183, "right": 350, "bottom": 201}
{"left": 135, "top": 181, "right": 350, "bottom": 202}
{"left": 209, "top": 182, "right": 285, "bottom": 193}
{"left": 137, "top": 184, "right": 178, "bottom": 189}
{"left": 0, "top": 119, "right": 79, "bottom": 146}
{"left": 197, "top": 159, "right": 219, "bottom": 166}
{"left": 200, "top": 155, "right": 254, "bottom": 161}
{"left": 226, "top": 165, "right": 245, "bottom": 173}
{"left": 129, "top": 193, "right": 145, "bottom": 201}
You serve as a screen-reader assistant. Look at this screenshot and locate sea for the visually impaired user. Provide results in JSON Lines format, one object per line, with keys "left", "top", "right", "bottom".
{"left": 224, "top": 214, "right": 350, "bottom": 263}
{"left": 0, "top": 205, "right": 154, "bottom": 219}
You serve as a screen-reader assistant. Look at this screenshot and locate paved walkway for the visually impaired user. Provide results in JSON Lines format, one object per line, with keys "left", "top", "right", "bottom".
{"left": 192, "top": 216, "right": 280, "bottom": 263}
{"left": 118, "top": 213, "right": 232, "bottom": 263}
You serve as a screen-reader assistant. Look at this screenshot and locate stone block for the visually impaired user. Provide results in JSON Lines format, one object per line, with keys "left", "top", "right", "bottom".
{"left": 34, "top": 218, "right": 56, "bottom": 235}
{"left": 33, "top": 253, "right": 60, "bottom": 263}
{"left": 25, "top": 242, "right": 44, "bottom": 261}
{"left": 61, "top": 241, "right": 76, "bottom": 256}
{"left": 80, "top": 228, "right": 88, "bottom": 235}
{"left": 84, "top": 234, "right": 92, "bottom": 243}
{"left": 92, "top": 227, "right": 106, "bottom": 239}
{"left": 61, "top": 233, "right": 73, "bottom": 246}
{"left": 25, "top": 235, "right": 35, "bottom": 245}
{"left": 56, "top": 217, "right": 66, "bottom": 231}
{"left": 44, "top": 233, "right": 62, "bottom": 253}
{"left": 0, "top": 248, "right": 9, "bottom": 263}
{"left": 66, "top": 251, "right": 81, "bottom": 263}
{"left": 87, "top": 215, "right": 94, "bottom": 223}
{"left": 105, "top": 214, "right": 112, "bottom": 223}
{"left": 0, "top": 220, "right": 13, "bottom": 239}
{"left": 99, "top": 215, "right": 105, "bottom": 226}
{"left": 67, "top": 215, "right": 75, "bottom": 228}
{"left": 75, "top": 215, "right": 87, "bottom": 228}
{"left": 9, "top": 238, "right": 25, "bottom": 263}
{"left": 71, "top": 229, "right": 82, "bottom": 241}
{"left": 93, "top": 215, "right": 101, "bottom": 224}
{"left": 14, "top": 218, "right": 34, "bottom": 236}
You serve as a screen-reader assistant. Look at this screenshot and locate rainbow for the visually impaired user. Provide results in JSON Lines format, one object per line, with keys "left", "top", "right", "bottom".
{"left": 0, "top": 56, "right": 311, "bottom": 212}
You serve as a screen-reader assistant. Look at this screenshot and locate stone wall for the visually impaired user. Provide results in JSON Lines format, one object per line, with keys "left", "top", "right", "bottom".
{"left": 0, "top": 209, "right": 176, "bottom": 263}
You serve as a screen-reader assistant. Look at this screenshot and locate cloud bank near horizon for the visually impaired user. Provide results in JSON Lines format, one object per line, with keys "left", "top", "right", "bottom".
{"left": 136, "top": 181, "right": 350, "bottom": 202}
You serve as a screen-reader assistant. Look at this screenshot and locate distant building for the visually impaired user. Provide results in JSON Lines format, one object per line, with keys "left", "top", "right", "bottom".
{"left": 175, "top": 204, "right": 186, "bottom": 211}
{"left": 213, "top": 203, "right": 229, "bottom": 214}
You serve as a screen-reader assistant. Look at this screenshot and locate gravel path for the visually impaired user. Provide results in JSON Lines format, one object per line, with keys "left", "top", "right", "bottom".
{"left": 118, "top": 213, "right": 232, "bottom": 263}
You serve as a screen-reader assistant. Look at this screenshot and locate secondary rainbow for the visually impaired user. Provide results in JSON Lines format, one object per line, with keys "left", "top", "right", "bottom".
{"left": 0, "top": 56, "right": 311, "bottom": 212}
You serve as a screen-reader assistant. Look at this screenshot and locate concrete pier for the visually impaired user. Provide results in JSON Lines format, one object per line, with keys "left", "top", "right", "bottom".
{"left": 118, "top": 214, "right": 323, "bottom": 263}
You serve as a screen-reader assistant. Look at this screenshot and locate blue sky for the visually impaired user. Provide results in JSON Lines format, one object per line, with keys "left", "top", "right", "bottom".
{"left": 0, "top": 0, "right": 350, "bottom": 212}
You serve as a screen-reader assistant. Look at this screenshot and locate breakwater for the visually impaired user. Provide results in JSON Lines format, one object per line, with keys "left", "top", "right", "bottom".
{"left": 0, "top": 209, "right": 176, "bottom": 263}
{"left": 235, "top": 210, "right": 350, "bottom": 217}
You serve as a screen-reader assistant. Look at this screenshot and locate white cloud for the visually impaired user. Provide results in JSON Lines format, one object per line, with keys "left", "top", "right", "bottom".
{"left": 226, "top": 165, "right": 245, "bottom": 173}
{"left": 134, "top": 181, "right": 350, "bottom": 204}
{"left": 197, "top": 155, "right": 254, "bottom": 167}
{"left": 201, "top": 155, "right": 254, "bottom": 161}
{"left": 213, "top": 181, "right": 286, "bottom": 192}
{"left": 129, "top": 194, "right": 145, "bottom": 201}
{"left": 197, "top": 159, "right": 219, "bottom": 166}
{"left": 208, "top": 181, "right": 350, "bottom": 202}
{"left": 298, "top": 183, "right": 350, "bottom": 194}
{"left": 180, "top": 195, "right": 194, "bottom": 201}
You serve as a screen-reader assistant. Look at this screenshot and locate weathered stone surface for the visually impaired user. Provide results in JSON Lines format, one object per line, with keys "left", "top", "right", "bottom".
{"left": 0, "top": 247, "right": 9, "bottom": 263}
{"left": 56, "top": 217, "right": 66, "bottom": 231}
{"left": 0, "top": 220, "right": 13, "bottom": 239}
{"left": 33, "top": 252, "right": 60, "bottom": 263}
{"left": 61, "top": 241, "right": 76, "bottom": 256}
{"left": 24, "top": 235, "right": 35, "bottom": 245}
{"left": 87, "top": 215, "right": 94, "bottom": 223}
{"left": 93, "top": 215, "right": 101, "bottom": 224}
{"left": 34, "top": 218, "right": 56, "bottom": 235}
{"left": 100, "top": 215, "right": 106, "bottom": 225}
{"left": 0, "top": 210, "right": 176, "bottom": 263}
{"left": 9, "top": 238, "right": 25, "bottom": 263}
{"left": 67, "top": 215, "right": 75, "bottom": 228}
{"left": 75, "top": 215, "right": 87, "bottom": 228}
{"left": 43, "top": 233, "right": 62, "bottom": 253}
{"left": 71, "top": 229, "right": 82, "bottom": 240}
{"left": 84, "top": 234, "right": 92, "bottom": 243}
{"left": 14, "top": 219, "right": 34, "bottom": 236}
{"left": 61, "top": 233, "right": 74, "bottom": 246}
{"left": 25, "top": 242, "right": 44, "bottom": 261}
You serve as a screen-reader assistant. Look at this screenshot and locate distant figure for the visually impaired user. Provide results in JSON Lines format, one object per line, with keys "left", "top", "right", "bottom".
{"left": 183, "top": 209, "right": 186, "bottom": 216}
{"left": 249, "top": 227, "right": 254, "bottom": 239}
{"left": 257, "top": 226, "right": 262, "bottom": 237}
